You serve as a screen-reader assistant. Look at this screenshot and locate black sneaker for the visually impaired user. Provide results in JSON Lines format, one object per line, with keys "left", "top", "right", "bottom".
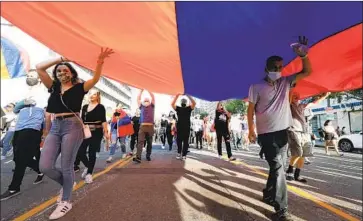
{"left": 286, "top": 174, "right": 294, "bottom": 181}
{"left": 146, "top": 156, "right": 151, "bottom": 161}
{"left": 0, "top": 190, "right": 21, "bottom": 201}
{"left": 33, "top": 173, "right": 44, "bottom": 184}
{"left": 133, "top": 157, "right": 141, "bottom": 163}
{"left": 74, "top": 166, "right": 80, "bottom": 173}
{"left": 272, "top": 210, "right": 293, "bottom": 221}
{"left": 295, "top": 177, "right": 307, "bottom": 183}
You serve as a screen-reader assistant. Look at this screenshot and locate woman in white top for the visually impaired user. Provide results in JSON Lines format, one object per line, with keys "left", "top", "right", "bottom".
{"left": 323, "top": 120, "right": 343, "bottom": 156}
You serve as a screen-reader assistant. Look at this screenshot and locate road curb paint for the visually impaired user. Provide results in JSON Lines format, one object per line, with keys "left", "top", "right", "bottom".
{"left": 223, "top": 155, "right": 360, "bottom": 221}
{"left": 116, "top": 157, "right": 133, "bottom": 168}
{"left": 13, "top": 157, "right": 131, "bottom": 221}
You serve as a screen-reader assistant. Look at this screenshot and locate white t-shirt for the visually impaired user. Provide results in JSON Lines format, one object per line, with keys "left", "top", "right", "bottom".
{"left": 193, "top": 119, "right": 203, "bottom": 132}
{"left": 230, "top": 117, "right": 242, "bottom": 132}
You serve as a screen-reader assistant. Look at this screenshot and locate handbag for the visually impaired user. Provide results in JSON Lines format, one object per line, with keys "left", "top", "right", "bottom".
{"left": 60, "top": 95, "right": 92, "bottom": 139}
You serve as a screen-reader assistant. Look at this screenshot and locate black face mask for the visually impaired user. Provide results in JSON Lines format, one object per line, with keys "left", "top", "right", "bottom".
{"left": 181, "top": 103, "right": 186, "bottom": 107}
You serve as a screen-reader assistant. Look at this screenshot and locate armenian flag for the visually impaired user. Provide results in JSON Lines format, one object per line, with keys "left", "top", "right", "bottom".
{"left": 1, "top": 36, "right": 29, "bottom": 79}
{"left": 1, "top": 2, "right": 361, "bottom": 100}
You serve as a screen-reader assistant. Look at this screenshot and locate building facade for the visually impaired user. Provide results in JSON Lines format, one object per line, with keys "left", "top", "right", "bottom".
{"left": 307, "top": 98, "right": 362, "bottom": 134}
{"left": 194, "top": 98, "right": 217, "bottom": 118}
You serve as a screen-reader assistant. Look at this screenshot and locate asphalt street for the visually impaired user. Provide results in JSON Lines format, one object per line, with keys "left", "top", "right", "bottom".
{"left": 1, "top": 143, "right": 362, "bottom": 221}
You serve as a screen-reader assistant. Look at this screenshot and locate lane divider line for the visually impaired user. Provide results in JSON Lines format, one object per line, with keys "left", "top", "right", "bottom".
{"left": 224, "top": 156, "right": 359, "bottom": 221}
{"left": 13, "top": 157, "right": 131, "bottom": 221}
{"left": 116, "top": 157, "right": 133, "bottom": 169}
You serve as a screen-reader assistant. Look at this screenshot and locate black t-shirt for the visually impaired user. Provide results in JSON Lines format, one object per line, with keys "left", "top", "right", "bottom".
{"left": 160, "top": 119, "right": 168, "bottom": 128}
{"left": 176, "top": 106, "right": 192, "bottom": 129}
{"left": 82, "top": 104, "right": 106, "bottom": 125}
{"left": 215, "top": 110, "right": 229, "bottom": 132}
{"left": 132, "top": 116, "right": 140, "bottom": 132}
{"left": 46, "top": 83, "right": 87, "bottom": 113}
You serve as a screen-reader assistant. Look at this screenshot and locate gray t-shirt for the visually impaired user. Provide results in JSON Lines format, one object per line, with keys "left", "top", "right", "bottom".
{"left": 248, "top": 75, "right": 296, "bottom": 135}
{"left": 290, "top": 103, "right": 308, "bottom": 133}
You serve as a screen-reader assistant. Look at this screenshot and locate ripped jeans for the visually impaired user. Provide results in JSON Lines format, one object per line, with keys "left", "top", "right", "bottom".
{"left": 109, "top": 130, "right": 126, "bottom": 156}
{"left": 39, "top": 117, "right": 84, "bottom": 202}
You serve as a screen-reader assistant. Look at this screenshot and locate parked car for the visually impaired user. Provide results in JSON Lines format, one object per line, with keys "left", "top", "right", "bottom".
{"left": 338, "top": 131, "right": 362, "bottom": 152}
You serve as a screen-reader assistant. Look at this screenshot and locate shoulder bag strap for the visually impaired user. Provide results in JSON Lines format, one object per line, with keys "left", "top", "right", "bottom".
{"left": 59, "top": 94, "right": 84, "bottom": 125}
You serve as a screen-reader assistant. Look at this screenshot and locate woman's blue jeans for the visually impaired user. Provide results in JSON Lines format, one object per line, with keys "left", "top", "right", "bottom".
{"left": 39, "top": 117, "right": 84, "bottom": 201}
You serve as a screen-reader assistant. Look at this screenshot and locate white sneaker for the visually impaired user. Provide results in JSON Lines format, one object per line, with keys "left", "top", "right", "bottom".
{"left": 176, "top": 154, "right": 181, "bottom": 160}
{"left": 106, "top": 156, "right": 112, "bottom": 163}
{"left": 122, "top": 153, "right": 127, "bottom": 159}
{"left": 182, "top": 156, "right": 186, "bottom": 160}
{"left": 81, "top": 168, "right": 88, "bottom": 179}
{"left": 162, "top": 145, "right": 165, "bottom": 149}
{"left": 49, "top": 201, "right": 72, "bottom": 220}
{"left": 1, "top": 156, "right": 5, "bottom": 160}
{"left": 85, "top": 174, "right": 93, "bottom": 184}
{"left": 96, "top": 153, "right": 100, "bottom": 158}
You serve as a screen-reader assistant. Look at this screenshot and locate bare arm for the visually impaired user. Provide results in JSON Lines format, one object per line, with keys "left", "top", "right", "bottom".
{"left": 247, "top": 102, "right": 256, "bottom": 134}
{"left": 137, "top": 89, "right": 143, "bottom": 107}
{"left": 171, "top": 94, "right": 180, "bottom": 110}
{"left": 150, "top": 91, "right": 156, "bottom": 105}
{"left": 44, "top": 112, "right": 51, "bottom": 136}
{"left": 305, "top": 92, "right": 330, "bottom": 109}
{"left": 294, "top": 56, "right": 312, "bottom": 84}
{"left": 186, "top": 95, "right": 196, "bottom": 109}
{"left": 102, "top": 122, "right": 109, "bottom": 135}
{"left": 36, "top": 57, "right": 63, "bottom": 89}
{"left": 84, "top": 48, "right": 114, "bottom": 92}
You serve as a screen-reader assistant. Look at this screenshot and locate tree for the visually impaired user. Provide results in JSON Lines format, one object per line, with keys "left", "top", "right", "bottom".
{"left": 224, "top": 99, "right": 247, "bottom": 114}
{"left": 200, "top": 111, "right": 209, "bottom": 119}
{"left": 328, "top": 89, "right": 362, "bottom": 102}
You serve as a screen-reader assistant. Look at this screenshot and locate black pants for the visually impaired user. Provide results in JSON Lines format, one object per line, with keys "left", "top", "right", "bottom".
{"left": 258, "top": 129, "right": 288, "bottom": 212}
{"left": 143, "top": 135, "right": 151, "bottom": 148}
{"left": 160, "top": 127, "right": 167, "bottom": 146}
{"left": 216, "top": 130, "right": 233, "bottom": 158}
{"left": 75, "top": 130, "right": 103, "bottom": 174}
{"left": 166, "top": 131, "right": 174, "bottom": 150}
{"left": 177, "top": 127, "right": 190, "bottom": 156}
{"left": 9, "top": 129, "right": 41, "bottom": 191}
{"left": 130, "top": 131, "right": 139, "bottom": 152}
{"left": 195, "top": 131, "right": 203, "bottom": 149}
{"left": 189, "top": 130, "right": 194, "bottom": 144}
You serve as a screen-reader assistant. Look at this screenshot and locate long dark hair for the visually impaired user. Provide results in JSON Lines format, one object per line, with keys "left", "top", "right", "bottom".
{"left": 169, "top": 111, "right": 177, "bottom": 121}
{"left": 324, "top": 120, "right": 331, "bottom": 127}
{"left": 49, "top": 62, "right": 79, "bottom": 93}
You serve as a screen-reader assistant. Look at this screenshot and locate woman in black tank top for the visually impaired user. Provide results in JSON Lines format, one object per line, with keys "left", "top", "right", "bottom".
{"left": 74, "top": 89, "right": 108, "bottom": 183}
{"left": 36, "top": 48, "right": 114, "bottom": 219}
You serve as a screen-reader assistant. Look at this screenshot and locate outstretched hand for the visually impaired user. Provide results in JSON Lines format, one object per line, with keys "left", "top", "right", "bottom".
{"left": 291, "top": 36, "right": 309, "bottom": 57}
{"left": 98, "top": 47, "right": 114, "bottom": 62}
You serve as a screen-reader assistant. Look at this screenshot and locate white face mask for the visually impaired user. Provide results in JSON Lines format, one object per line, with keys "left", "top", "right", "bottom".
{"left": 268, "top": 71, "right": 281, "bottom": 81}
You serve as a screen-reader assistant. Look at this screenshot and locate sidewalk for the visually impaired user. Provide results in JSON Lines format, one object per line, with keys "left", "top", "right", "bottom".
{"left": 27, "top": 148, "right": 351, "bottom": 221}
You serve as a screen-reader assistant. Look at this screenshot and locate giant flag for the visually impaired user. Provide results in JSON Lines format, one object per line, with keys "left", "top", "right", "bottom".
{"left": 1, "top": 2, "right": 362, "bottom": 100}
